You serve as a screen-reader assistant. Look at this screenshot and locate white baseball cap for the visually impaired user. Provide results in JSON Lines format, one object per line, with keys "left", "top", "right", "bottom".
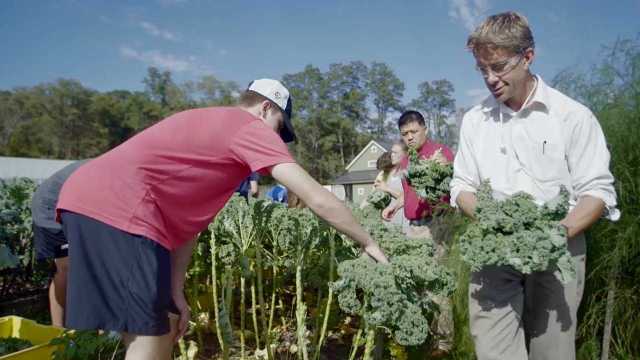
{"left": 247, "top": 79, "right": 296, "bottom": 143}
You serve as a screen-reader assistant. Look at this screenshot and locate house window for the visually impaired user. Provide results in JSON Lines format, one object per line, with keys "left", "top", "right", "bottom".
{"left": 357, "top": 188, "right": 365, "bottom": 195}
{"left": 367, "top": 160, "right": 376, "bottom": 168}
{"left": 371, "top": 146, "right": 378, "bottom": 153}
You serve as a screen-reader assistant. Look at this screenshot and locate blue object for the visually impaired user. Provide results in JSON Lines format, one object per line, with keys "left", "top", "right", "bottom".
{"left": 266, "top": 184, "right": 288, "bottom": 204}
{"left": 236, "top": 172, "right": 259, "bottom": 199}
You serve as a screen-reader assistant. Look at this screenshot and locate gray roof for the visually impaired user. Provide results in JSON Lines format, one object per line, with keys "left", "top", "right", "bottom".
{"left": 332, "top": 170, "right": 379, "bottom": 185}
{"left": 0, "top": 156, "right": 79, "bottom": 181}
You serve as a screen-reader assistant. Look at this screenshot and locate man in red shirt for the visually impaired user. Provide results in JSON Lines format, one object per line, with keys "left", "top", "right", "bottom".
{"left": 382, "top": 111, "right": 454, "bottom": 232}
{"left": 382, "top": 110, "right": 454, "bottom": 356}
{"left": 57, "top": 79, "right": 388, "bottom": 359}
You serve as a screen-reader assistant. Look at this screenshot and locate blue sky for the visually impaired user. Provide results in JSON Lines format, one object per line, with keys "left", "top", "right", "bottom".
{"left": 1, "top": 0, "right": 639, "bottom": 108}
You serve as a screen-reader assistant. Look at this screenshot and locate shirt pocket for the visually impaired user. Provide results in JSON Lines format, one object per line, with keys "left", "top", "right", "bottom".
{"left": 527, "top": 140, "right": 567, "bottom": 182}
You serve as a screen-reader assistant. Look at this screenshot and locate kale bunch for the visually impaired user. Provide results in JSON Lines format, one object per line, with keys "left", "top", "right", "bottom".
{"left": 459, "top": 180, "right": 576, "bottom": 283}
{"left": 405, "top": 147, "right": 453, "bottom": 203}
{"left": 331, "top": 208, "right": 455, "bottom": 346}
{"left": 366, "top": 189, "right": 391, "bottom": 210}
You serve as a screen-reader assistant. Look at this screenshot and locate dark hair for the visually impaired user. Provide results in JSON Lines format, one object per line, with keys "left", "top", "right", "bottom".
{"left": 376, "top": 151, "right": 394, "bottom": 179}
{"left": 398, "top": 110, "right": 425, "bottom": 128}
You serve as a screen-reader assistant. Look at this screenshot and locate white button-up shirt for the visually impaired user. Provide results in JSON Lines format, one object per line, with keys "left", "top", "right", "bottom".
{"left": 450, "top": 76, "right": 619, "bottom": 221}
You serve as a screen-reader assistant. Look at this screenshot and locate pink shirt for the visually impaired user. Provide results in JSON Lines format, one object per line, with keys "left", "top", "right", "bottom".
{"left": 400, "top": 140, "right": 454, "bottom": 220}
{"left": 57, "top": 107, "right": 294, "bottom": 250}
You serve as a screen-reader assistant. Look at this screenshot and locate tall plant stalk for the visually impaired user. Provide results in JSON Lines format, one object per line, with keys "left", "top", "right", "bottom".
{"left": 313, "top": 287, "right": 323, "bottom": 347}
{"left": 223, "top": 268, "right": 234, "bottom": 330}
{"left": 362, "top": 325, "right": 377, "bottom": 360}
{"left": 209, "top": 227, "right": 226, "bottom": 355}
{"left": 267, "top": 246, "right": 278, "bottom": 340}
{"left": 314, "top": 232, "right": 336, "bottom": 360}
{"left": 255, "top": 234, "right": 269, "bottom": 356}
{"left": 251, "top": 273, "right": 261, "bottom": 349}
{"left": 348, "top": 326, "right": 363, "bottom": 360}
{"left": 240, "top": 275, "right": 247, "bottom": 360}
{"left": 601, "top": 256, "right": 619, "bottom": 360}
{"left": 295, "top": 263, "right": 309, "bottom": 360}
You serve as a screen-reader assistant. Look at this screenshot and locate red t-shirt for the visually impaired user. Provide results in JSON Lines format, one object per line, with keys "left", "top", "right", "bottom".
{"left": 57, "top": 107, "right": 294, "bottom": 250}
{"left": 400, "top": 140, "right": 454, "bottom": 220}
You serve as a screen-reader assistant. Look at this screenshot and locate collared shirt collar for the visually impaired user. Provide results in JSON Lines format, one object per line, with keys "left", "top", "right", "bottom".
{"left": 480, "top": 75, "right": 551, "bottom": 115}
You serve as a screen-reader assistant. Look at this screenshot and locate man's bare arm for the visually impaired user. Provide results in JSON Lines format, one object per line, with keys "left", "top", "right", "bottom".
{"left": 559, "top": 195, "right": 605, "bottom": 238}
{"left": 170, "top": 236, "right": 198, "bottom": 341}
{"left": 271, "top": 163, "right": 389, "bottom": 264}
{"left": 455, "top": 191, "right": 477, "bottom": 219}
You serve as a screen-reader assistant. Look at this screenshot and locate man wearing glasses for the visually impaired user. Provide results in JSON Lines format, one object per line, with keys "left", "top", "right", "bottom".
{"left": 450, "top": 12, "right": 618, "bottom": 360}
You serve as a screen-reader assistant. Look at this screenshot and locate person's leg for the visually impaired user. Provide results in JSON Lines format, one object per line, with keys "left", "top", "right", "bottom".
{"left": 432, "top": 240, "right": 454, "bottom": 351}
{"left": 49, "top": 257, "right": 68, "bottom": 327}
{"left": 407, "top": 222, "right": 454, "bottom": 352}
{"left": 469, "top": 265, "right": 528, "bottom": 360}
{"left": 122, "top": 313, "right": 179, "bottom": 360}
{"left": 33, "top": 224, "right": 69, "bottom": 327}
{"left": 432, "top": 293, "right": 454, "bottom": 353}
{"left": 524, "top": 234, "right": 586, "bottom": 360}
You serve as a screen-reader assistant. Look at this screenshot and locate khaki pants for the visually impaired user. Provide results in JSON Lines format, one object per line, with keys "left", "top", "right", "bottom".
{"left": 406, "top": 220, "right": 454, "bottom": 350}
{"left": 468, "top": 234, "right": 586, "bottom": 360}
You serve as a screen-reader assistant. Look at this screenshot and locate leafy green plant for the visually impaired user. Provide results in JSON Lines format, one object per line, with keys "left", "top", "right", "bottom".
{"left": 313, "top": 225, "right": 337, "bottom": 360}
{"left": 0, "top": 178, "right": 50, "bottom": 298}
{"left": 214, "top": 195, "right": 258, "bottom": 359}
{"left": 285, "top": 208, "right": 326, "bottom": 360}
{"left": 0, "top": 178, "right": 36, "bottom": 267}
{"left": 458, "top": 180, "right": 575, "bottom": 283}
{"left": 212, "top": 195, "right": 281, "bottom": 359}
{"left": 331, "top": 208, "right": 455, "bottom": 354}
{"left": 209, "top": 219, "right": 233, "bottom": 360}
{"left": 0, "top": 337, "right": 33, "bottom": 356}
{"left": 553, "top": 35, "right": 640, "bottom": 358}
{"left": 261, "top": 203, "right": 292, "bottom": 358}
{"left": 0, "top": 244, "right": 18, "bottom": 270}
{"left": 50, "top": 330, "right": 124, "bottom": 360}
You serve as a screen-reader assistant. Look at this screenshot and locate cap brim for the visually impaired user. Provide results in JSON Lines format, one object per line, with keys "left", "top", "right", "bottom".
{"left": 280, "top": 115, "right": 296, "bottom": 143}
{"left": 279, "top": 97, "right": 296, "bottom": 143}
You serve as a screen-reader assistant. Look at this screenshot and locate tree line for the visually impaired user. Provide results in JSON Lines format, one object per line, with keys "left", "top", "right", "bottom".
{"left": 0, "top": 62, "right": 459, "bottom": 183}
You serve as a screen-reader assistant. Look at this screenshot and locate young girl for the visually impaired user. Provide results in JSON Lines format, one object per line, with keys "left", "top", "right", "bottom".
{"left": 374, "top": 142, "right": 407, "bottom": 229}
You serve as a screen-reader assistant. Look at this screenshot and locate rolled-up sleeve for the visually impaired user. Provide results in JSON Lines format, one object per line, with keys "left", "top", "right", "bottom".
{"left": 450, "top": 113, "right": 481, "bottom": 207}
{"left": 566, "top": 111, "right": 620, "bottom": 221}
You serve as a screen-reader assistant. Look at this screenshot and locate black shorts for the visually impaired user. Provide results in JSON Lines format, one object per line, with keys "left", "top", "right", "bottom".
{"left": 61, "top": 211, "right": 178, "bottom": 335}
{"left": 33, "top": 224, "right": 68, "bottom": 260}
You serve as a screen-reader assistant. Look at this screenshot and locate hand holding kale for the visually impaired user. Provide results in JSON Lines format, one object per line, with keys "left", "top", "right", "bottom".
{"left": 459, "top": 180, "right": 576, "bottom": 283}
{"left": 405, "top": 147, "right": 453, "bottom": 203}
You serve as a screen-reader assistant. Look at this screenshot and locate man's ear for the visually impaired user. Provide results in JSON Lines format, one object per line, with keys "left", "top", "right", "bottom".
{"left": 258, "top": 100, "right": 271, "bottom": 118}
{"left": 523, "top": 48, "right": 535, "bottom": 67}
{"left": 262, "top": 100, "right": 274, "bottom": 113}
